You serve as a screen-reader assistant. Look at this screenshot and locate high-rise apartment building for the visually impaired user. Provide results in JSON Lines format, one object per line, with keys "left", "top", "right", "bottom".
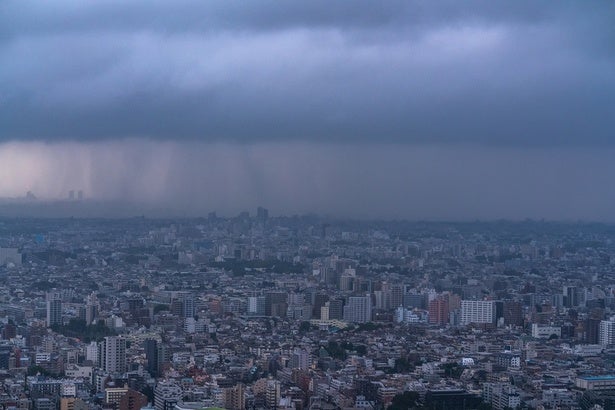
{"left": 343, "top": 294, "right": 372, "bottom": 323}
{"left": 46, "top": 292, "right": 62, "bottom": 327}
{"left": 461, "top": 300, "right": 496, "bottom": 325}
{"left": 223, "top": 383, "right": 245, "bottom": 410}
{"left": 599, "top": 318, "right": 615, "bottom": 346}
{"left": 429, "top": 296, "right": 449, "bottom": 326}
{"left": 265, "top": 380, "right": 281, "bottom": 408}
{"left": 98, "top": 336, "right": 126, "bottom": 374}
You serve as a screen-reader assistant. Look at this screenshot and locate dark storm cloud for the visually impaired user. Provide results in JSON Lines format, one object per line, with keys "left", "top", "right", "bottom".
{"left": 1, "top": 1, "right": 614, "bottom": 145}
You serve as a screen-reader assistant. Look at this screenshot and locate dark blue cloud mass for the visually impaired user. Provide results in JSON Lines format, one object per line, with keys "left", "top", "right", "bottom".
{"left": 0, "top": 1, "right": 613, "bottom": 146}
{"left": 1, "top": 1, "right": 615, "bottom": 220}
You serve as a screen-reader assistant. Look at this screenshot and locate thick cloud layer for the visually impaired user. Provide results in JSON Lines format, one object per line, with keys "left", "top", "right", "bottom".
{"left": 1, "top": 1, "right": 614, "bottom": 145}
{"left": 2, "top": 3, "right": 614, "bottom": 220}
{"left": 1, "top": 140, "right": 614, "bottom": 220}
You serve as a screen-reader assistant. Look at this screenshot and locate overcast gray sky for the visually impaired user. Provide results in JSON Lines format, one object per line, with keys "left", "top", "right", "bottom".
{"left": 1, "top": 1, "right": 614, "bottom": 219}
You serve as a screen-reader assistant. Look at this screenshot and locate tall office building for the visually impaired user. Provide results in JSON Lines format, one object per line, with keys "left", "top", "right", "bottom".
{"left": 46, "top": 292, "right": 62, "bottom": 327}
{"left": 182, "top": 295, "right": 195, "bottom": 319}
{"left": 391, "top": 285, "right": 404, "bottom": 309}
{"left": 586, "top": 317, "right": 602, "bottom": 344}
{"left": 98, "top": 336, "right": 127, "bottom": 374}
{"left": 144, "top": 340, "right": 167, "bottom": 377}
{"left": 144, "top": 339, "right": 159, "bottom": 377}
{"left": 563, "top": 286, "right": 579, "bottom": 308}
{"left": 343, "top": 294, "right": 372, "bottom": 323}
{"left": 461, "top": 300, "right": 496, "bottom": 326}
{"left": 328, "top": 299, "right": 344, "bottom": 320}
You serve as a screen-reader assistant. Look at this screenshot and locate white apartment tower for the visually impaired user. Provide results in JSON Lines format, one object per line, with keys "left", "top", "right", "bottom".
{"left": 98, "top": 336, "right": 126, "bottom": 374}
{"left": 461, "top": 300, "right": 496, "bottom": 325}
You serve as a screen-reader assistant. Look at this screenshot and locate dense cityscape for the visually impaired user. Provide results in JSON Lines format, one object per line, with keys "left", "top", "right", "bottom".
{"left": 0, "top": 211, "right": 614, "bottom": 409}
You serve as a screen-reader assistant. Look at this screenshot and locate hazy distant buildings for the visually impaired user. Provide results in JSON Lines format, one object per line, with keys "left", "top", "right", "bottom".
{"left": 257, "top": 206, "right": 269, "bottom": 223}
{"left": 0, "top": 248, "right": 22, "bottom": 267}
{"left": 68, "top": 190, "right": 84, "bottom": 201}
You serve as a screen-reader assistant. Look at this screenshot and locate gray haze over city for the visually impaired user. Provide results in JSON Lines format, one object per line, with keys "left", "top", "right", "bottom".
{"left": 1, "top": 1, "right": 614, "bottom": 220}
